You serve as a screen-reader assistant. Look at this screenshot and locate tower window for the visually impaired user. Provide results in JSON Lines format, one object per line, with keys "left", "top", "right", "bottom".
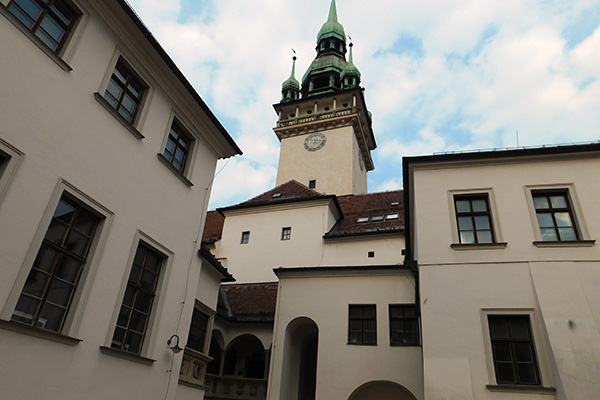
{"left": 309, "top": 180, "right": 316, "bottom": 189}
{"left": 368, "top": 251, "right": 375, "bottom": 258}
{"left": 281, "top": 227, "right": 291, "bottom": 241}
{"left": 240, "top": 231, "right": 250, "bottom": 244}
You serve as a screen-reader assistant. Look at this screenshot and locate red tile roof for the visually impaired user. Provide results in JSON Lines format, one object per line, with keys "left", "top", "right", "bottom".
{"left": 203, "top": 210, "right": 225, "bottom": 244}
{"left": 325, "top": 190, "right": 404, "bottom": 237}
{"left": 217, "top": 283, "right": 278, "bottom": 323}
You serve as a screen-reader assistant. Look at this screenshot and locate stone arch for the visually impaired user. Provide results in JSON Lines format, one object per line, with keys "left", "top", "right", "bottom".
{"left": 280, "top": 317, "right": 319, "bottom": 400}
{"left": 223, "top": 334, "right": 266, "bottom": 379}
{"left": 348, "top": 380, "right": 418, "bottom": 400}
{"left": 206, "top": 329, "right": 224, "bottom": 375}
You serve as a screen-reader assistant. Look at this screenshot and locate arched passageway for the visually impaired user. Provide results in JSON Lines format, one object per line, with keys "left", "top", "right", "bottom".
{"left": 348, "top": 380, "right": 418, "bottom": 400}
{"left": 223, "top": 334, "right": 266, "bottom": 379}
{"left": 280, "top": 317, "right": 319, "bottom": 400}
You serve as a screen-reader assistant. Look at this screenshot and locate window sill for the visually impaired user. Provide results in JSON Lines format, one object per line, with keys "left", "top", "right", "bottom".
{"left": 157, "top": 153, "right": 194, "bottom": 187}
{"left": 390, "top": 342, "right": 421, "bottom": 347}
{"left": 0, "top": 319, "right": 81, "bottom": 346}
{"left": 94, "top": 93, "right": 145, "bottom": 140}
{"left": 451, "top": 242, "right": 507, "bottom": 250}
{"left": 347, "top": 342, "right": 377, "bottom": 346}
{"left": 533, "top": 239, "right": 595, "bottom": 248}
{"left": 486, "top": 384, "right": 556, "bottom": 395}
{"left": 0, "top": 5, "right": 72, "bottom": 72}
{"left": 99, "top": 346, "right": 156, "bottom": 365}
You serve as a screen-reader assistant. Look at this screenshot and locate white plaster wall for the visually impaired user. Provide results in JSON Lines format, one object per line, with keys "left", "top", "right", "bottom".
{"left": 411, "top": 155, "right": 600, "bottom": 399}
{"left": 216, "top": 203, "right": 337, "bottom": 283}
{"left": 268, "top": 272, "right": 423, "bottom": 400}
{"left": 322, "top": 234, "right": 405, "bottom": 266}
{"left": 0, "top": 2, "right": 228, "bottom": 399}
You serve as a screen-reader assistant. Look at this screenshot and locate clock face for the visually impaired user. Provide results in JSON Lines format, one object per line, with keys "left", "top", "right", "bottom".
{"left": 304, "top": 133, "right": 326, "bottom": 151}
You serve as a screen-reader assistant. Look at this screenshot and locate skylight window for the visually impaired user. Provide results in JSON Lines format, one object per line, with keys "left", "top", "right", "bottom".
{"left": 272, "top": 193, "right": 282, "bottom": 198}
{"left": 386, "top": 214, "right": 399, "bottom": 220}
{"left": 391, "top": 202, "right": 400, "bottom": 206}
{"left": 356, "top": 217, "right": 369, "bottom": 223}
{"left": 370, "top": 215, "right": 384, "bottom": 222}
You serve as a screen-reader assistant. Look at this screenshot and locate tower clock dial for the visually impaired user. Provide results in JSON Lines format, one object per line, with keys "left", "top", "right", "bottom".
{"left": 304, "top": 132, "right": 326, "bottom": 151}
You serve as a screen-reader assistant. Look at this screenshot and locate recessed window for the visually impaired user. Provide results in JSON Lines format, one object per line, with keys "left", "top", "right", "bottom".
{"left": 307, "top": 110, "right": 312, "bottom": 114}
{"left": 11, "top": 196, "right": 100, "bottom": 332}
{"left": 488, "top": 315, "right": 540, "bottom": 385}
{"left": 532, "top": 190, "right": 578, "bottom": 241}
{"left": 163, "top": 119, "right": 193, "bottom": 174}
{"left": 348, "top": 305, "right": 376, "bottom": 345}
{"left": 368, "top": 251, "right": 374, "bottom": 258}
{"left": 281, "top": 227, "right": 291, "bottom": 241}
{"left": 309, "top": 180, "right": 316, "bottom": 189}
{"left": 111, "top": 243, "right": 164, "bottom": 355}
{"left": 454, "top": 194, "right": 495, "bottom": 244}
{"left": 104, "top": 58, "right": 146, "bottom": 124}
{"left": 389, "top": 305, "right": 419, "bottom": 345}
{"left": 186, "top": 306, "right": 210, "bottom": 354}
{"left": 240, "top": 231, "right": 250, "bottom": 244}
{"left": 7, "top": 0, "right": 80, "bottom": 53}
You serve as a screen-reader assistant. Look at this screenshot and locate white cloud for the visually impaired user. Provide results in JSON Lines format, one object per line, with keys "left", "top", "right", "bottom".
{"left": 127, "top": 0, "right": 600, "bottom": 207}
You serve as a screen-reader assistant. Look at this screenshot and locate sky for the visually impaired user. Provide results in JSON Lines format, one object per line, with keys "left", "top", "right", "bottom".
{"left": 127, "top": 0, "right": 600, "bottom": 209}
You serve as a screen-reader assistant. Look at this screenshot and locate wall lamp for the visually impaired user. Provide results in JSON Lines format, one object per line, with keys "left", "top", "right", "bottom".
{"left": 167, "top": 334, "right": 183, "bottom": 354}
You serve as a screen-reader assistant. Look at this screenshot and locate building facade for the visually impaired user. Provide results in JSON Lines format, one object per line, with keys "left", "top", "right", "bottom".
{"left": 0, "top": 1, "right": 240, "bottom": 399}
{"left": 403, "top": 145, "right": 600, "bottom": 400}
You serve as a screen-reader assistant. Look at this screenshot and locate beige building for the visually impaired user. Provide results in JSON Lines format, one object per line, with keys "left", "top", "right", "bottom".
{"left": 404, "top": 144, "right": 600, "bottom": 400}
{"left": 0, "top": 1, "right": 240, "bottom": 399}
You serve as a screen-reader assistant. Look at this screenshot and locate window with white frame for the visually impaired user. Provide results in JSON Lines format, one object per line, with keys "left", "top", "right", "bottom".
{"left": 532, "top": 190, "right": 579, "bottom": 241}
{"left": 11, "top": 195, "right": 101, "bottom": 333}
{"left": 488, "top": 315, "right": 540, "bottom": 386}
{"left": 111, "top": 242, "right": 164, "bottom": 354}
{"left": 6, "top": 0, "right": 80, "bottom": 53}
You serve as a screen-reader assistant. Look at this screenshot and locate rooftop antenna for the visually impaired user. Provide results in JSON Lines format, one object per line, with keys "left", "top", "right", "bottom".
{"left": 516, "top": 130, "right": 520, "bottom": 148}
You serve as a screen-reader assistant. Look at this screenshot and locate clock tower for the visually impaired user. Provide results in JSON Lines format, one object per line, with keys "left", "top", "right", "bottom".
{"left": 273, "top": 0, "right": 375, "bottom": 196}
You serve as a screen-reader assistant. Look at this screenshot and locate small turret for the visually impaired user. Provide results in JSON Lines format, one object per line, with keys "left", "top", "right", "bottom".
{"left": 281, "top": 56, "right": 300, "bottom": 102}
{"left": 341, "top": 42, "right": 361, "bottom": 89}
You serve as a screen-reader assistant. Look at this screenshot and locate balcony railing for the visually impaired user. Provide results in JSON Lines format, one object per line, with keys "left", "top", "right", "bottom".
{"left": 277, "top": 108, "right": 356, "bottom": 128}
{"left": 204, "top": 374, "right": 267, "bottom": 399}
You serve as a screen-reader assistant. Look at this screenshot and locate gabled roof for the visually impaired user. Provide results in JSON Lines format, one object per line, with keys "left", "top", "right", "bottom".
{"left": 324, "top": 190, "right": 404, "bottom": 238}
{"left": 217, "top": 180, "right": 342, "bottom": 215}
{"left": 203, "top": 210, "right": 225, "bottom": 244}
{"left": 217, "top": 283, "right": 278, "bottom": 323}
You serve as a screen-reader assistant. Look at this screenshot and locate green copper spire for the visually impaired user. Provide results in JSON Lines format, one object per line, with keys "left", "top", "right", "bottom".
{"left": 281, "top": 55, "right": 300, "bottom": 102}
{"left": 317, "top": 0, "right": 345, "bottom": 43}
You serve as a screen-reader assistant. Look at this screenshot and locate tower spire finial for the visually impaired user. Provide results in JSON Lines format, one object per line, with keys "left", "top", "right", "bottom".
{"left": 327, "top": 0, "right": 338, "bottom": 22}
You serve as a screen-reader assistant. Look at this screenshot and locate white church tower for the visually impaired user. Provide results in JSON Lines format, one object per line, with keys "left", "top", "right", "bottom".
{"left": 273, "top": 0, "right": 376, "bottom": 196}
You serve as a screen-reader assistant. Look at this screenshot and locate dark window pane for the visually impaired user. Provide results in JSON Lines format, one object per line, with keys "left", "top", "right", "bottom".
{"left": 489, "top": 318, "right": 508, "bottom": 338}
{"left": 492, "top": 342, "right": 512, "bottom": 362}
{"left": 509, "top": 318, "right": 529, "bottom": 338}
{"left": 496, "top": 363, "right": 516, "bottom": 383}
{"left": 64, "top": 230, "right": 90, "bottom": 257}
{"left": 517, "top": 364, "right": 538, "bottom": 385}
{"left": 117, "top": 307, "right": 131, "bottom": 327}
{"left": 22, "top": 269, "right": 50, "bottom": 298}
{"left": 12, "top": 295, "right": 39, "bottom": 324}
{"left": 46, "top": 220, "right": 68, "bottom": 244}
{"left": 363, "top": 306, "right": 376, "bottom": 318}
{"left": 38, "top": 302, "right": 65, "bottom": 331}
{"left": 45, "top": 278, "right": 73, "bottom": 307}
{"left": 32, "top": 247, "right": 58, "bottom": 273}
{"left": 458, "top": 217, "right": 473, "bottom": 230}
{"left": 472, "top": 199, "right": 488, "bottom": 212}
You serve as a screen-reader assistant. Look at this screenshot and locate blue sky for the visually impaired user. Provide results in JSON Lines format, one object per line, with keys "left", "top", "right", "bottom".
{"left": 128, "top": 0, "right": 600, "bottom": 209}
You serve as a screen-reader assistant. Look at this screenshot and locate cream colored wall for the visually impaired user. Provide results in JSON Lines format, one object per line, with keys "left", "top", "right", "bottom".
{"left": 322, "top": 234, "right": 404, "bottom": 266}
{"left": 268, "top": 272, "right": 423, "bottom": 400}
{"left": 0, "top": 2, "right": 228, "bottom": 399}
{"left": 411, "top": 156, "right": 600, "bottom": 399}
{"left": 216, "top": 202, "right": 337, "bottom": 283}
{"left": 276, "top": 125, "right": 367, "bottom": 195}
